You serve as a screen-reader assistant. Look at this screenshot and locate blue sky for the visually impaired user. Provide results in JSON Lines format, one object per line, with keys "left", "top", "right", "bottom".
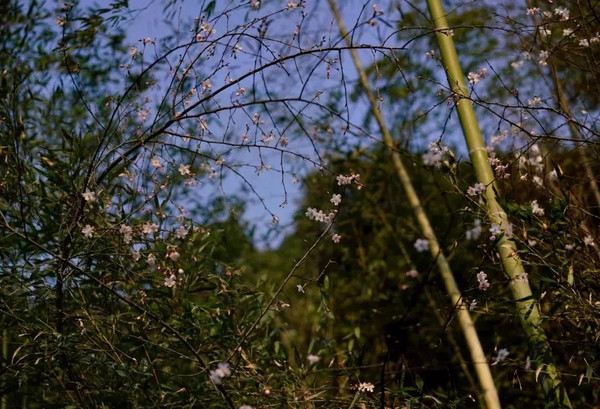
{"left": 82, "top": 0, "right": 557, "bottom": 248}
{"left": 114, "top": 0, "right": 392, "bottom": 247}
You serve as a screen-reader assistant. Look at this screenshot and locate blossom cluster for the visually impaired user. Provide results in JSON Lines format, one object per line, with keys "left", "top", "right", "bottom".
{"left": 487, "top": 147, "right": 511, "bottom": 180}
{"left": 414, "top": 238, "right": 429, "bottom": 253}
{"left": 467, "top": 68, "right": 487, "bottom": 85}
{"left": 477, "top": 271, "right": 490, "bottom": 291}
{"left": 305, "top": 179, "right": 349, "bottom": 243}
{"left": 357, "top": 382, "right": 375, "bottom": 393}
{"left": 209, "top": 363, "right": 231, "bottom": 385}
{"left": 516, "top": 144, "right": 557, "bottom": 187}
{"left": 489, "top": 222, "right": 513, "bottom": 240}
{"left": 336, "top": 173, "right": 361, "bottom": 187}
{"left": 422, "top": 141, "right": 449, "bottom": 168}
{"left": 467, "top": 183, "right": 486, "bottom": 197}
{"left": 492, "top": 348, "right": 509, "bottom": 364}
{"left": 406, "top": 269, "right": 419, "bottom": 278}
{"left": 305, "top": 208, "right": 336, "bottom": 223}
{"left": 307, "top": 354, "right": 319, "bottom": 364}
{"left": 79, "top": 186, "right": 199, "bottom": 288}
{"left": 530, "top": 200, "right": 545, "bottom": 216}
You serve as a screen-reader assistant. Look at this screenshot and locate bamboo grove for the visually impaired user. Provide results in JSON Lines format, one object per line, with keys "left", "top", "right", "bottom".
{"left": 1, "top": 1, "right": 599, "bottom": 408}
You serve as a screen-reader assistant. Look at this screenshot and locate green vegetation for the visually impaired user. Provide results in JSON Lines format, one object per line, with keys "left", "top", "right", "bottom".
{"left": 1, "top": 1, "right": 599, "bottom": 408}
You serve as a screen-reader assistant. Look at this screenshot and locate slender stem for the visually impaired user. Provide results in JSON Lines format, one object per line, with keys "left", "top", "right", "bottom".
{"left": 328, "top": 2, "right": 501, "bottom": 408}
{"left": 425, "top": 1, "right": 571, "bottom": 406}
{"left": 347, "top": 392, "right": 360, "bottom": 409}
{"left": 226, "top": 224, "right": 332, "bottom": 362}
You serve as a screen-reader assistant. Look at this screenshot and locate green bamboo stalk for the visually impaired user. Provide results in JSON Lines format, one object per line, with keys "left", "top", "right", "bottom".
{"left": 425, "top": 1, "right": 571, "bottom": 406}
{"left": 327, "top": 2, "right": 501, "bottom": 408}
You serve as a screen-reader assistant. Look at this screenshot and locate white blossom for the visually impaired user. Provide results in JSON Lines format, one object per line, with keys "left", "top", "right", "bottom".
{"left": 175, "top": 225, "right": 189, "bottom": 239}
{"left": 305, "top": 207, "right": 335, "bottom": 223}
{"left": 531, "top": 200, "right": 545, "bottom": 216}
{"left": 357, "top": 382, "right": 375, "bottom": 393}
{"left": 139, "top": 109, "right": 149, "bottom": 122}
{"left": 142, "top": 222, "right": 159, "bottom": 235}
{"left": 539, "top": 27, "right": 552, "bottom": 38}
{"left": 209, "top": 363, "right": 231, "bottom": 384}
{"left": 422, "top": 151, "right": 444, "bottom": 167}
{"left": 554, "top": 6, "right": 570, "bottom": 21}
{"left": 406, "top": 269, "right": 419, "bottom": 278}
{"left": 167, "top": 249, "right": 180, "bottom": 261}
{"left": 120, "top": 224, "right": 133, "bottom": 243}
{"left": 164, "top": 274, "right": 177, "bottom": 288}
{"left": 511, "top": 60, "right": 524, "bottom": 69}
{"left": 307, "top": 354, "right": 319, "bottom": 364}
{"left": 538, "top": 50, "right": 549, "bottom": 66}
{"left": 151, "top": 156, "right": 163, "bottom": 169}
{"left": 82, "top": 224, "right": 94, "bottom": 239}
{"left": 336, "top": 173, "right": 360, "bottom": 186}
{"left": 414, "top": 238, "right": 429, "bottom": 253}
{"left": 477, "top": 271, "right": 490, "bottom": 291}
{"left": 178, "top": 164, "right": 191, "bottom": 176}
{"left": 515, "top": 273, "right": 528, "bottom": 283}
{"left": 422, "top": 141, "right": 448, "bottom": 168}
{"left": 467, "top": 183, "right": 486, "bottom": 196}
{"left": 489, "top": 223, "right": 502, "bottom": 237}
{"left": 491, "top": 130, "right": 508, "bottom": 144}
{"left": 82, "top": 190, "right": 96, "bottom": 203}
{"left": 493, "top": 348, "right": 509, "bottom": 363}
{"left": 467, "top": 68, "right": 487, "bottom": 85}
{"left": 261, "top": 132, "right": 274, "bottom": 144}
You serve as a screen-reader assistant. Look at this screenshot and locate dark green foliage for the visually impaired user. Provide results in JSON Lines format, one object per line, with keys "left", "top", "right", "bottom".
{"left": 1, "top": 1, "right": 600, "bottom": 408}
